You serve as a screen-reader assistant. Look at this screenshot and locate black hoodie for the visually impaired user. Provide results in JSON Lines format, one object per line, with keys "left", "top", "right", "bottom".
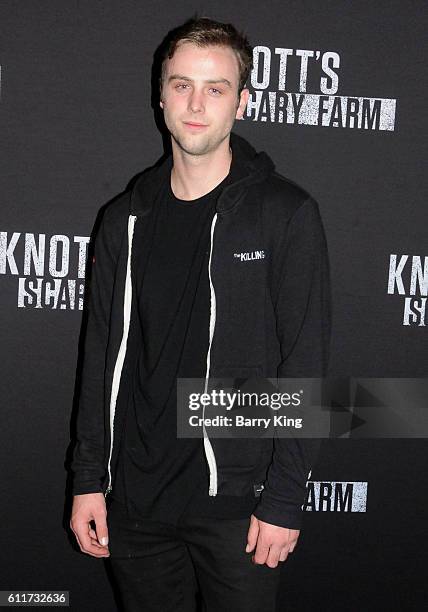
{"left": 70, "top": 131, "right": 332, "bottom": 530}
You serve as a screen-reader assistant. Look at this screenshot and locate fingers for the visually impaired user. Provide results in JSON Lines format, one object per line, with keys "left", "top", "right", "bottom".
{"left": 250, "top": 529, "right": 299, "bottom": 568}
{"left": 70, "top": 493, "right": 110, "bottom": 558}
{"left": 88, "top": 527, "right": 97, "bottom": 539}
{"left": 89, "top": 527, "right": 107, "bottom": 549}
{"left": 245, "top": 515, "right": 260, "bottom": 553}
{"left": 266, "top": 545, "right": 284, "bottom": 568}
{"left": 93, "top": 508, "right": 109, "bottom": 548}
{"left": 70, "top": 519, "right": 110, "bottom": 558}
{"left": 251, "top": 539, "right": 270, "bottom": 566}
{"left": 252, "top": 543, "right": 293, "bottom": 567}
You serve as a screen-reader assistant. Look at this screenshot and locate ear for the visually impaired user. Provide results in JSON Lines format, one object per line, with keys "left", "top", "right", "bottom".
{"left": 235, "top": 88, "right": 249, "bottom": 121}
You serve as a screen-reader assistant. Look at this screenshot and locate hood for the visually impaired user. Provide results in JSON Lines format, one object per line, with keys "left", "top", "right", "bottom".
{"left": 130, "top": 131, "right": 275, "bottom": 217}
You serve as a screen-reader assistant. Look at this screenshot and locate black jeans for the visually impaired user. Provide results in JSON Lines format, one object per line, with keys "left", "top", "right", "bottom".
{"left": 106, "top": 498, "right": 282, "bottom": 612}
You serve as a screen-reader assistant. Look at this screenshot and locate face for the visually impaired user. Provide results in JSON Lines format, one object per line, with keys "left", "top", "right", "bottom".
{"left": 160, "top": 41, "right": 249, "bottom": 156}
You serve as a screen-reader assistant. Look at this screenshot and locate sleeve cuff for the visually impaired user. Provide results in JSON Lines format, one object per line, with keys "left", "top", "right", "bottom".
{"left": 252, "top": 503, "right": 304, "bottom": 530}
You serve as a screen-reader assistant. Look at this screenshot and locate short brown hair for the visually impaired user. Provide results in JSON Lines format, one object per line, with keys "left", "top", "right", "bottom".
{"left": 159, "top": 16, "right": 253, "bottom": 98}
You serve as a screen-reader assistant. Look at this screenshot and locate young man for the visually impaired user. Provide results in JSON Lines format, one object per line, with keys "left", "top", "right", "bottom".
{"left": 69, "top": 17, "right": 331, "bottom": 612}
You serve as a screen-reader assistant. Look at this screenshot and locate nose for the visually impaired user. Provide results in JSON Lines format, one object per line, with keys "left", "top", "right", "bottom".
{"left": 188, "top": 88, "right": 204, "bottom": 114}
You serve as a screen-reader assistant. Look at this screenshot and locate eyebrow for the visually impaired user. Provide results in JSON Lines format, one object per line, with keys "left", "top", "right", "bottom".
{"left": 168, "top": 74, "right": 232, "bottom": 88}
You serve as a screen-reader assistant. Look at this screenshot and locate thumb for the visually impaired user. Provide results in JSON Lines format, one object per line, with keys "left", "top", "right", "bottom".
{"left": 245, "top": 515, "right": 259, "bottom": 553}
{"left": 94, "top": 510, "right": 109, "bottom": 546}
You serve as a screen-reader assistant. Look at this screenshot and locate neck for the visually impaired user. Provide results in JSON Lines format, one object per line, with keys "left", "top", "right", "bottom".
{"left": 170, "top": 139, "right": 232, "bottom": 201}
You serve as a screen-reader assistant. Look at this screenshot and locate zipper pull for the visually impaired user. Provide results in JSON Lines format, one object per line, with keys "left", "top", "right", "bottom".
{"left": 208, "top": 483, "right": 217, "bottom": 496}
{"left": 104, "top": 484, "right": 112, "bottom": 498}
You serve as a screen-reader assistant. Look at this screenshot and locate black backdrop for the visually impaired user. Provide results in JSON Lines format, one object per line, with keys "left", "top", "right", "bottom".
{"left": 1, "top": 2, "right": 427, "bottom": 610}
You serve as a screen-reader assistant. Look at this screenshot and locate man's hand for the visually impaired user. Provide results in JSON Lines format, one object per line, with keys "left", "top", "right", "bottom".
{"left": 245, "top": 514, "right": 299, "bottom": 568}
{"left": 69, "top": 493, "right": 110, "bottom": 558}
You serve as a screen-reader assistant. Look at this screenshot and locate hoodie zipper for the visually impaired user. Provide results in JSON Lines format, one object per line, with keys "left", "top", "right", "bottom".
{"left": 104, "top": 214, "right": 137, "bottom": 497}
{"left": 105, "top": 211, "right": 219, "bottom": 498}
{"left": 203, "top": 213, "right": 219, "bottom": 496}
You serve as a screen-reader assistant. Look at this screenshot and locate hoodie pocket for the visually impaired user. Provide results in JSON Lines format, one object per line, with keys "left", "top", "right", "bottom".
{"left": 212, "top": 436, "right": 273, "bottom": 496}
{"left": 207, "top": 364, "right": 273, "bottom": 494}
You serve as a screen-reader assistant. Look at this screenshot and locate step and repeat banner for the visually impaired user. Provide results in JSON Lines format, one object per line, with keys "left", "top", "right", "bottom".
{"left": 1, "top": 2, "right": 426, "bottom": 611}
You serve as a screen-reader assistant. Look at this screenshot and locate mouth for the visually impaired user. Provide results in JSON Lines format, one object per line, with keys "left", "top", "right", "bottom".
{"left": 183, "top": 121, "right": 208, "bottom": 130}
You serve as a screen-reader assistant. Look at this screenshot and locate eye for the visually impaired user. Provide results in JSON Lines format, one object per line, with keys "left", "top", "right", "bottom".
{"left": 210, "top": 88, "right": 222, "bottom": 95}
{"left": 175, "top": 83, "right": 189, "bottom": 90}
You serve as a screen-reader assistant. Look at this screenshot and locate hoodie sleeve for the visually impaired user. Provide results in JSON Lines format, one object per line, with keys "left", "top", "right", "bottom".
{"left": 70, "top": 204, "right": 122, "bottom": 496}
{"left": 253, "top": 196, "right": 332, "bottom": 530}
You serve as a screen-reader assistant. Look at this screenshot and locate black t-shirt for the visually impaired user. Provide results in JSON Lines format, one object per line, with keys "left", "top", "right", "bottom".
{"left": 111, "top": 165, "right": 259, "bottom": 524}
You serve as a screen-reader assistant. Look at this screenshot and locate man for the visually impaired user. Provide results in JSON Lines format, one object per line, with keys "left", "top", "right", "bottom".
{"left": 69, "top": 16, "right": 331, "bottom": 612}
